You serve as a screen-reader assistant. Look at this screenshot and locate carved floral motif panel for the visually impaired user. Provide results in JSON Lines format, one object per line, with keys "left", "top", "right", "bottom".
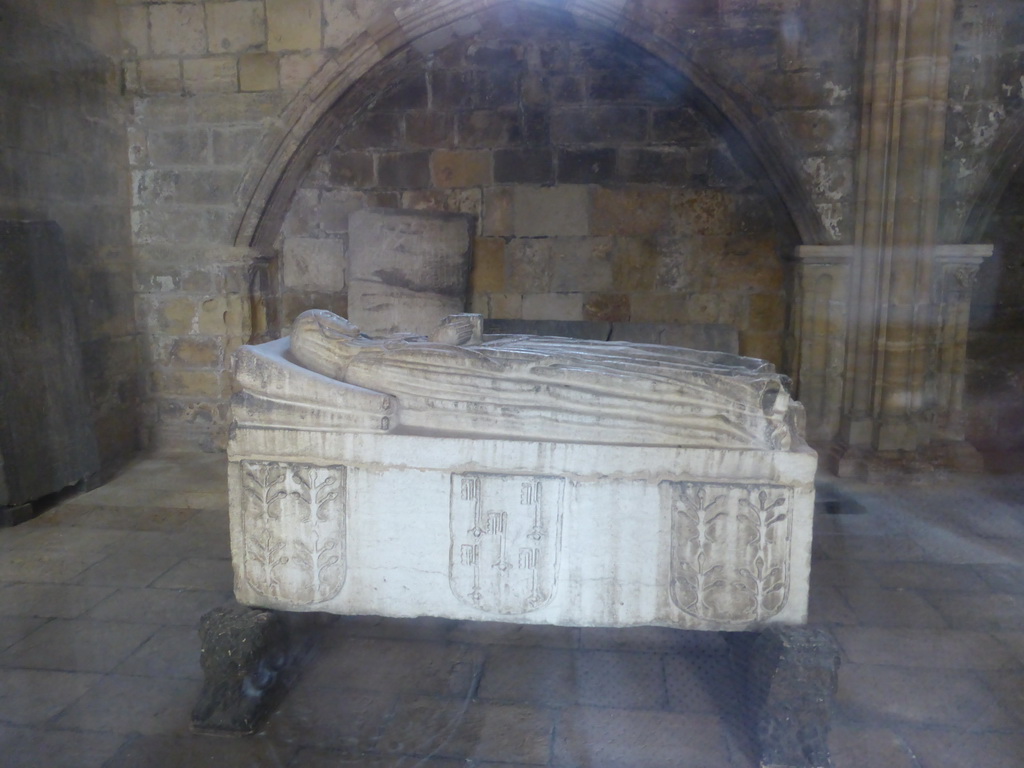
{"left": 240, "top": 460, "right": 347, "bottom": 605}
{"left": 663, "top": 481, "right": 793, "bottom": 624}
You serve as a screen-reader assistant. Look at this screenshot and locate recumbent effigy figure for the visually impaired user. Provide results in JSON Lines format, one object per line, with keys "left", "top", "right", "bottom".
{"left": 287, "top": 308, "right": 800, "bottom": 450}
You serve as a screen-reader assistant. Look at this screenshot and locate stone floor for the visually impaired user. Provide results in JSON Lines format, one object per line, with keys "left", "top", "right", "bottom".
{"left": 0, "top": 452, "right": 1023, "bottom": 767}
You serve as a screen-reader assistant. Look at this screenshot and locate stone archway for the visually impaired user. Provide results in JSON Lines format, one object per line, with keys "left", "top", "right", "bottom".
{"left": 232, "top": 0, "right": 827, "bottom": 253}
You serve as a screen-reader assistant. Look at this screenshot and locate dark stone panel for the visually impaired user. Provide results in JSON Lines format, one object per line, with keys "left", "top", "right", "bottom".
{"left": 494, "top": 148, "right": 554, "bottom": 184}
{"left": 474, "top": 70, "right": 521, "bottom": 109}
{"left": 557, "top": 148, "right": 617, "bottom": 184}
{"left": 377, "top": 151, "right": 431, "bottom": 189}
{"left": 550, "top": 106, "right": 648, "bottom": 144}
{"left": 405, "top": 110, "right": 454, "bottom": 147}
{"left": 343, "top": 112, "right": 402, "bottom": 150}
{"left": 327, "top": 151, "right": 375, "bottom": 188}
{"left": 651, "top": 107, "right": 714, "bottom": 145}
{"left": 456, "top": 109, "right": 522, "bottom": 148}
{"left": 430, "top": 70, "right": 476, "bottom": 110}
{"left": 372, "top": 74, "right": 429, "bottom": 111}
{"left": 0, "top": 220, "right": 99, "bottom": 506}
{"left": 521, "top": 106, "right": 550, "bottom": 146}
{"left": 484, "top": 318, "right": 611, "bottom": 340}
{"left": 466, "top": 40, "right": 526, "bottom": 69}
{"left": 616, "top": 148, "right": 694, "bottom": 184}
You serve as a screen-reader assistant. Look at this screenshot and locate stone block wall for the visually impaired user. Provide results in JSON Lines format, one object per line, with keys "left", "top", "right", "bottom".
{"left": 944, "top": 0, "right": 1024, "bottom": 240}
{"left": 278, "top": 24, "right": 790, "bottom": 364}
{"left": 118, "top": 1, "right": 861, "bottom": 447}
{"left": 0, "top": 0, "right": 138, "bottom": 471}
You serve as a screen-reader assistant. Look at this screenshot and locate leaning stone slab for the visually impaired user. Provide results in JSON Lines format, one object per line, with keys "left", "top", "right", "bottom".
{"left": 347, "top": 208, "right": 473, "bottom": 337}
{"left": 227, "top": 311, "right": 816, "bottom": 632}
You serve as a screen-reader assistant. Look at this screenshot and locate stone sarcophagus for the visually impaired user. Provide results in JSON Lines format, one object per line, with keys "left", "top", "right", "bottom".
{"left": 228, "top": 311, "right": 816, "bottom": 631}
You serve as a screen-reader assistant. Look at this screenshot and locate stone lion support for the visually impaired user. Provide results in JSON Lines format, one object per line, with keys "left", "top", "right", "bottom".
{"left": 729, "top": 626, "right": 841, "bottom": 768}
{"left": 190, "top": 606, "right": 290, "bottom": 735}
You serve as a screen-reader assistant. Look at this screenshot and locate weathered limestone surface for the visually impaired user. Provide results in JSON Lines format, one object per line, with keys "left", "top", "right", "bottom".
{"left": 347, "top": 208, "right": 473, "bottom": 336}
{"left": 228, "top": 313, "right": 816, "bottom": 632}
{"left": 0, "top": 221, "right": 99, "bottom": 505}
{"left": 191, "top": 605, "right": 289, "bottom": 734}
{"left": 730, "top": 626, "right": 841, "bottom": 768}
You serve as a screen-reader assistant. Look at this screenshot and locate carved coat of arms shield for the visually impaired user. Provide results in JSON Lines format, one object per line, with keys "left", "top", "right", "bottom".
{"left": 449, "top": 473, "right": 564, "bottom": 615}
{"left": 662, "top": 481, "right": 793, "bottom": 624}
{"left": 239, "top": 460, "right": 347, "bottom": 605}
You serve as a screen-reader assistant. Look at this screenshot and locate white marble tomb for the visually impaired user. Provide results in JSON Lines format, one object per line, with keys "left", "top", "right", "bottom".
{"left": 227, "top": 311, "right": 816, "bottom": 631}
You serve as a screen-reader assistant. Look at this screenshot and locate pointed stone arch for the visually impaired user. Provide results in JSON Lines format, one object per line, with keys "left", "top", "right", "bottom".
{"left": 231, "top": 0, "right": 828, "bottom": 252}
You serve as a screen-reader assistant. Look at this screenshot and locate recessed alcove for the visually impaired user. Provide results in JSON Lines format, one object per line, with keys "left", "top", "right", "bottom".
{"left": 266, "top": 10, "right": 798, "bottom": 368}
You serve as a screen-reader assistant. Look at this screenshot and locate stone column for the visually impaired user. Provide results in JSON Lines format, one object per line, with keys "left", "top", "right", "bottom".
{"left": 832, "top": 0, "right": 970, "bottom": 472}
{"left": 790, "top": 246, "right": 853, "bottom": 446}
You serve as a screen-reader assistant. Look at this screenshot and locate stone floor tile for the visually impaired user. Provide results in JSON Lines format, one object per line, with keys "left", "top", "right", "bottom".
{"left": 113, "top": 624, "right": 203, "bottom": 679}
{"left": 448, "top": 619, "right": 579, "bottom": 648}
{"left": 103, "top": 733, "right": 298, "bottom": 768}
{"left": 37, "top": 504, "right": 198, "bottom": 532}
{"left": 808, "top": 583, "right": 859, "bottom": 625}
{"left": 303, "top": 635, "right": 483, "bottom": 698}
{"left": 924, "top": 591, "right": 1024, "bottom": 631}
{"left": 150, "top": 557, "right": 234, "bottom": 591}
{"left": 663, "top": 647, "right": 737, "bottom": 715}
{"left": 112, "top": 528, "right": 230, "bottom": 560}
{"left": 807, "top": 559, "right": 879, "bottom": 588}
{"left": 84, "top": 586, "right": 233, "bottom": 626}
{"left": 0, "top": 618, "right": 158, "bottom": 673}
{"left": 900, "top": 727, "right": 1024, "bottom": 768}
{"left": 869, "top": 561, "right": 992, "bottom": 592}
{"left": 51, "top": 673, "right": 198, "bottom": 735}
{"left": 0, "top": 616, "right": 48, "bottom": 652}
{"left": 839, "top": 587, "right": 949, "bottom": 628}
{"left": 0, "top": 667, "right": 101, "bottom": 724}
{"left": 835, "top": 663, "right": 1016, "bottom": 730}
{"left": 976, "top": 669, "right": 1024, "bottom": 728}
{"left": 0, "top": 550, "right": 105, "bottom": 584}
{"left": 73, "top": 550, "right": 182, "bottom": 587}
{"left": 813, "top": 534, "right": 928, "bottom": 563}
{"left": 552, "top": 706, "right": 732, "bottom": 768}
{"left": 263, "top": 687, "right": 396, "bottom": 753}
{"left": 833, "top": 627, "right": 1020, "bottom": 669}
{"left": 478, "top": 645, "right": 579, "bottom": 705}
{"left": 379, "top": 696, "right": 555, "bottom": 764}
{"left": 993, "top": 632, "right": 1024, "bottom": 664}
{"left": 286, "top": 750, "right": 468, "bottom": 768}
{"left": 68, "top": 484, "right": 227, "bottom": 510}
{"left": 575, "top": 649, "right": 667, "bottom": 709}
{"left": 336, "top": 614, "right": 457, "bottom": 643}
{"left": 0, "top": 583, "right": 115, "bottom": 618}
{"left": 0, "top": 724, "right": 126, "bottom": 768}
{"left": 826, "top": 725, "right": 920, "bottom": 768}
{"left": 0, "top": 525, "right": 128, "bottom": 556}
{"left": 579, "top": 625, "right": 711, "bottom": 652}
{"left": 973, "top": 564, "right": 1024, "bottom": 594}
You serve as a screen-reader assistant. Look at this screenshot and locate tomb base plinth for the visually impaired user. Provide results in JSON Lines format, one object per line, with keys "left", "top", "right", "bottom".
{"left": 191, "top": 606, "right": 291, "bottom": 735}
{"left": 728, "top": 626, "right": 841, "bottom": 768}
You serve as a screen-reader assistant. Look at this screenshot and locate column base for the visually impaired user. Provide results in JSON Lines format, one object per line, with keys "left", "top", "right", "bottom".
{"left": 825, "top": 439, "right": 985, "bottom": 481}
